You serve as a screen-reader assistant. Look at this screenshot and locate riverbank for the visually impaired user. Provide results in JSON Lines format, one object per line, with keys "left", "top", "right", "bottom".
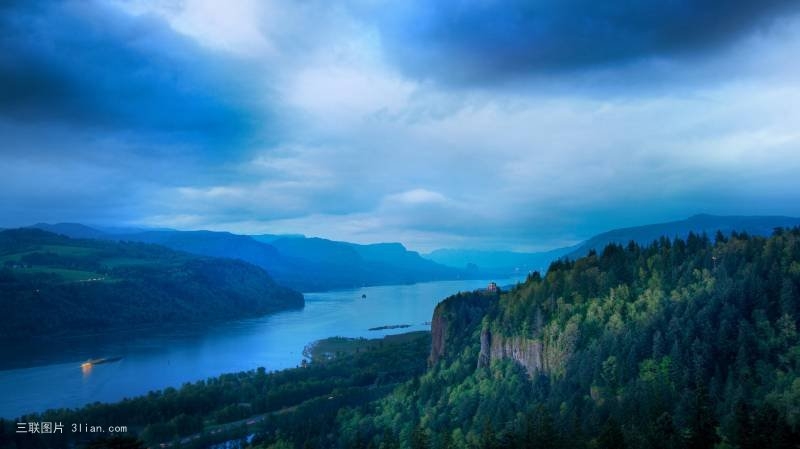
{"left": 0, "top": 277, "right": 523, "bottom": 419}
{"left": 1, "top": 331, "right": 432, "bottom": 449}
{"left": 303, "top": 331, "right": 429, "bottom": 362}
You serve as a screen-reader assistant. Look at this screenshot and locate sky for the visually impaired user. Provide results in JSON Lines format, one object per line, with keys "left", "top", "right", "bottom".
{"left": 2, "top": 0, "right": 800, "bottom": 252}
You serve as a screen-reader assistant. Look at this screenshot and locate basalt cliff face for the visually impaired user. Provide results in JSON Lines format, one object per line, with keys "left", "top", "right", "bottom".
{"left": 429, "top": 303, "right": 448, "bottom": 365}
{"left": 477, "top": 329, "right": 544, "bottom": 375}
{"left": 431, "top": 290, "right": 572, "bottom": 378}
{"left": 428, "top": 291, "right": 496, "bottom": 366}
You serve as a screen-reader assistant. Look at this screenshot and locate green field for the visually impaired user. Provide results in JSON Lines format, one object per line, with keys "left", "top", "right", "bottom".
{"left": 102, "top": 257, "right": 163, "bottom": 268}
{"left": 12, "top": 266, "right": 103, "bottom": 282}
{"left": 0, "top": 235, "right": 178, "bottom": 282}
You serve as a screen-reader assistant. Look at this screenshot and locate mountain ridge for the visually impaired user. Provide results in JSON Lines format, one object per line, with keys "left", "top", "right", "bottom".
{"left": 427, "top": 214, "right": 800, "bottom": 276}
{"left": 563, "top": 213, "right": 800, "bottom": 260}
{"left": 27, "top": 223, "right": 470, "bottom": 291}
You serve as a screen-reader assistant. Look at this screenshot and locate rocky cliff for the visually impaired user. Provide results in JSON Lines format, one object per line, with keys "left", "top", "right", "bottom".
{"left": 429, "top": 290, "right": 496, "bottom": 366}
{"left": 430, "top": 289, "right": 575, "bottom": 378}
{"left": 477, "top": 329, "right": 544, "bottom": 375}
{"left": 429, "top": 301, "right": 448, "bottom": 365}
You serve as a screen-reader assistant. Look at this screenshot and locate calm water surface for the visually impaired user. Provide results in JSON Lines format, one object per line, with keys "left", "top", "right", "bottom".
{"left": 0, "top": 278, "right": 520, "bottom": 418}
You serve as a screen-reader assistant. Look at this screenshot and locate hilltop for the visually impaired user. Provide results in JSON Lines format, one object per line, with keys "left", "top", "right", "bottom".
{"left": 0, "top": 228, "right": 303, "bottom": 339}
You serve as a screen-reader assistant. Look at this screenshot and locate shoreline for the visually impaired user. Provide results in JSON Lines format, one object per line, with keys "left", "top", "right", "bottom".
{"left": 2, "top": 330, "right": 431, "bottom": 420}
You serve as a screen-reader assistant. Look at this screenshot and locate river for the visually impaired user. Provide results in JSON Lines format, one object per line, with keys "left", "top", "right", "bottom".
{"left": 0, "top": 278, "right": 521, "bottom": 419}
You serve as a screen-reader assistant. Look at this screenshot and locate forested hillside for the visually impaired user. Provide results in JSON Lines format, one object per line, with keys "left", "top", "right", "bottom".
{"left": 330, "top": 228, "right": 800, "bottom": 448}
{"left": 0, "top": 229, "right": 303, "bottom": 339}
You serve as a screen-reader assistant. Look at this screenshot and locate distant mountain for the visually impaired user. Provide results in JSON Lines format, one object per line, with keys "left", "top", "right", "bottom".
{"left": 114, "top": 230, "right": 292, "bottom": 272}
{"left": 28, "top": 222, "right": 169, "bottom": 237}
{"left": 426, "top": 214, "right": 800, "bottom": 276}
{"left": 104, "top": 230, "right": 345, "bottom": 291}
{"left": 564, "top": 214, "right": 800, "bottom": 260}
{"left": 0, "top": 228, "right": 303, "bottom": 339}
{"left": 252, "top": 233, "right": 307, "bottom": 243}
{"left": 425, "top": 247, "right": 576, "bottom": 276}
{"left": 35, "top": 215, "right": 796, "bottom": 290}
{"left": 29, "top": 224, "right": 471, "bottom": 291}
{"left": 30, "top": 222, "right": 108, "bottom": 240}
{"left": 350, "top": 242, "right": 460, "bottom": 277}
{"left": 266, "top": 236, "right": 361, "bottom": 266}
{"left": 261, "top": 236, "right": 469, "bottom": 290}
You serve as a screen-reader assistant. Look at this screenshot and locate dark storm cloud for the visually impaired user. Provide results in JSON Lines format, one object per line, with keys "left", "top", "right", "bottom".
{"left": 1, "top": 0, "right": 799, "bottom": 250}
{"left": 0, "top": 0, "right": 261, "bottom": 148}
{"left": 370, "top": 0, "right": 800, "bottom": 84}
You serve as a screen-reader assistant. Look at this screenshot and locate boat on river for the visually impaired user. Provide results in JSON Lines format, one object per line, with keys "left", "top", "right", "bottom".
{"left": 80, "top": 356, "right": 123, "bottom": 368}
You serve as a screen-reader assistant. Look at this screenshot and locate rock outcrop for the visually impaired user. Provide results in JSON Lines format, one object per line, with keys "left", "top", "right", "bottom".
{"left": 428, "top": 290, "right": 496, "bottom": 366}
{"left": 478, "top": 328, "right": 544, "bottom": 376}
{"left": 429, "top": 303, "right": 448, "bottom": 365}
{"left": 429, "top": 289, "right": 575, "bottom": 378}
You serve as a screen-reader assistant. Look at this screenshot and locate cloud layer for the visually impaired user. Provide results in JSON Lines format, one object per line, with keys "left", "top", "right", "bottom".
{"left": 370, "top": 0, "right": 800, "bottom": 83}
{"left": 2, "top": 0, "right": 800, "bottom": 251}
{"left": 0, "top": 1, "right": 264, "bottom": 147}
